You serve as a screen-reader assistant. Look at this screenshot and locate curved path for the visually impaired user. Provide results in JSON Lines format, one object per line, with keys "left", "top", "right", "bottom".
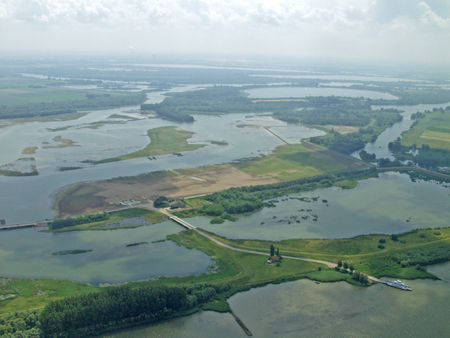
{"left": 155, "top": 205, "right": 381, "bottom": 284}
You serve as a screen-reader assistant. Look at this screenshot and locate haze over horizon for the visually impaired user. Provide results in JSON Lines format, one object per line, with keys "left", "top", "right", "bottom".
{"left": 1, "top": 0, "right": 449, "bottom": 66}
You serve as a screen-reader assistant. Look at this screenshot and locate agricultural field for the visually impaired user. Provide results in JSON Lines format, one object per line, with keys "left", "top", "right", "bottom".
{"left": 0, "top": 77, "right": 93, "bottom": 106}
{"left": 401, "top": 109, "right": 450, "bottom": 150}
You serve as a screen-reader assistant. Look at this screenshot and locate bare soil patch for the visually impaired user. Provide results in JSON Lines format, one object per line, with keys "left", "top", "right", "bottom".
{"left": 57, "top": 165, "right": 280, "bottom": 217}
{"left": 323, "top": 125, "right": 359, "bottom": 134}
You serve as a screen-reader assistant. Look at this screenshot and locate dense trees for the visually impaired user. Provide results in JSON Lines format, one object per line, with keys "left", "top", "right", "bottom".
{"left": 49, "top": 213, "right": 109, "bottom": 230}
{"left": 311, "top": 132, "right": 366, "bottom": 155}
{"left": 0, "top": 92, "right": 147, "bottom": 119}
{"left": 196, "top": 168, "right": 377, "bottom": 217}
{"left": 0, "top": 311, "right": 41, "bottom": 338}
{"left": 393, "top": 244, "right": 450, "bottom": 267}
{"left": 38, "top": 283, "right": 230, "bottom": 338}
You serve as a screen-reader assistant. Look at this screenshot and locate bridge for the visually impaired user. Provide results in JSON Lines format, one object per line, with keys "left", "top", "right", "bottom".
{"left": 170, "top": 215, "right": 196, "bottom": 230}
{"left": 0, "top": 223, "right": 36, "bottom": 230}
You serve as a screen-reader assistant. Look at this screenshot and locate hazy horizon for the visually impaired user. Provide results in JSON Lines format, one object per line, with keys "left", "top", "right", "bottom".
{"left": 1, "top": 0, "right": 449, "bottom": 66}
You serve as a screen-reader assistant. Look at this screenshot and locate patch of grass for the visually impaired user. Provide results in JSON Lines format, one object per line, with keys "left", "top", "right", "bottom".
{"left": 0, "top": 278, "right": 98, "bottom": 316}
{"left": 126, "top": 242, "right": 149, "bottom": 247}
{"left": 42, "top": 136, "right": 80, "bottom": 148}
{"left": 21, "top": 147, "right": 38, "bottom": 154}
{"left": 95, "top": 126, "right": 206, "bottom": 164}
{"left": 52, "top": 250, "right": 93, "bottom": 255}
{"left": 202, "top": 299, "right": 231, "bottom": 313}
{"left": 211, "top": 141, "right": 228, "bottom": 146}
{"left": 333, "top": 179, "right": 358, "bottom": 189}
{"left": 0, "top": 169, "right": 38, "bottom": 177}
{"left": 402, "top": 109, "right": 450, "bottom": 150}
{"left": 306, "top": 269, "right": 366, "bottom": 286}
{"left": 235, "top": 143, "right": 348, "bottom": 180}
{"left": 52, "top": 208, "right": 168, "bottom": 232}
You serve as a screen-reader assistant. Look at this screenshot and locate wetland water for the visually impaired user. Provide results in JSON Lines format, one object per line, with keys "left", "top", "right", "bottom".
{"left": 0, "top": 221, "right": 213, "bottom": 285}
{"left": 2, "top": 82, "right": 450, "bottom": 336}
{"left": 192, "top": 172, "right": 450, "bottom": 240}
{"left": 0, "top": 110, "right": 323, "bottom": 223}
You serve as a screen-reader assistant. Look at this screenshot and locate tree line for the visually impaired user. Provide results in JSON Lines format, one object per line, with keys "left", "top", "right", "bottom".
{"left": 393, "top": 244, "right": 450, "bottom": 267}
{"left": 195, "top": 168, "right": 377, "bottom": 217}
{"left": 1, "top": 92, "right": 147, "bottom": 119}
{"left": 49, "top": 213, "right": 110, "bottom": 230}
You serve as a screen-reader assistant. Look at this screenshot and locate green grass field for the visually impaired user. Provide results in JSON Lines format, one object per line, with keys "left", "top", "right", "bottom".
{"left": 235, "top": 143, "right": 348, "bottom": 180}
{"left": 401, "top": 109, "right": 450, "bottom": 150}
{"left": 0, "top": 278, "right": 98, "bottom": 316}
{"left": 95, "top": 126, "right": 206, "bottom": 164}
{"left": 0, "top": 77, "right": 90, "bottom": 106}
{"left": 203, "top": 227, "right": 450, "bottom": 270}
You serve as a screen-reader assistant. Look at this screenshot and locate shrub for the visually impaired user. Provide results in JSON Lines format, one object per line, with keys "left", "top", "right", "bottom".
{"left": 419, "top": 233, "right": 426, "bottom": 238}
{"left": 343, "top": 262, "right": 349, "bottom": 269}
{"left": 378, "top": 244, "right": 385, "bottom": 249}
{"left": 379, "top": 238, "right": 386, "bottom": 243}
{"left": 337, "top": 260, "right": 343, "bottom": 267}
{"left": 391, "top": 234, "right": 399, "bottom": 241}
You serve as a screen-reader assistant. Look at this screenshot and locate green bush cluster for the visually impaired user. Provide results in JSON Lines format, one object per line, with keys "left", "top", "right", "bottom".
{"left": 49, "top": 213, "right": 110, "bottom": 230}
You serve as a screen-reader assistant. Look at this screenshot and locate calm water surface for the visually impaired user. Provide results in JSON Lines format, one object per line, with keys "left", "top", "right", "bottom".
{"left": 191, "top": 172, "right": 450, "bottom": 240}
{"left": 245, "top": 87, "right": 397, "bottom": 100}
{"left": 0, "top": 221, "right": 213, "bottom": 285}
{"left": 101, "top": 266, "right": 450, "bottom": 338}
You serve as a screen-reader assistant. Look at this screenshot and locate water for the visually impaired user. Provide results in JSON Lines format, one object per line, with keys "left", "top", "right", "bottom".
{"left": 245, "top": 87, "right": 397, "bottom": 100}
{"left": 189, "top": 172, "right": 450, "bottom": 240}
{"left": 0, "top": 221, "right": 213, "bottom": 285}
{"left": 353, "top": 102, "right": 450, "bottom": 160}
{"left": 0, "top": 111, "right": 323, "bottom": 223}
{"left": 101, "top": 266, "right": 450, "bottom": 338}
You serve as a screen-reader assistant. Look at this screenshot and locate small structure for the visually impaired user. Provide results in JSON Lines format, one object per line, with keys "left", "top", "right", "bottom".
{"left": 267, "top": 256, "right": 280, "bottom": 264}
{"left": 0, "top": 219, "right": 5, "bottom": 226}
{"left": 170, "top": 199, "right": 186, "bottom": 209}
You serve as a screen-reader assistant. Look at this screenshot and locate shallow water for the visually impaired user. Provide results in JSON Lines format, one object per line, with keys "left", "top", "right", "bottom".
{"left": 0, "top": 111, "right": 323, "bottom": 223}
{"left": 0, "top": 221, "right": 213, "bottom": 285}
{"left": 191, "top": 172, "right": 450, "bottom": 240}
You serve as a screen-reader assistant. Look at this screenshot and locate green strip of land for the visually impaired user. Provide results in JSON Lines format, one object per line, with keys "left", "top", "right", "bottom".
{"left": 235, "top": 143, "right": 349, "bottom": 180}
{"left": 95, "top": 126, "right": 206, "bottom": 164}
{"left": 401, "top": 109, "right": 450, "bottom": 150}
{"left": 42, "top": 136, "right": 79, "bottom": 149}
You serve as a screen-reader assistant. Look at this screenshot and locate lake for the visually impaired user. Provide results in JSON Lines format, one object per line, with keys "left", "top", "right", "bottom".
{"left": 245, "top": 87, "right": 398, "bottom": 100}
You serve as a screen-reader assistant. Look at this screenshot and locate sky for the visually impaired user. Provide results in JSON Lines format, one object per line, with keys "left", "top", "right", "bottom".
{"left": 1, "top": 0, "right": 449, "bottom": 65}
